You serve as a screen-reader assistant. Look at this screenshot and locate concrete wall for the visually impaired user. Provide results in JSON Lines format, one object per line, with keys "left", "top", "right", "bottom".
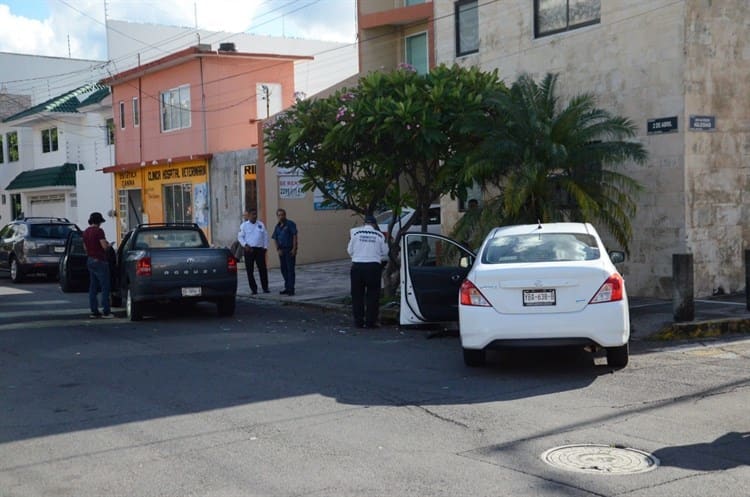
{"left": 683, "top": 0, "right": 750, "bottom": 295}
{"left": 434, "top": 0, "right": 715, "bottom": 297}
{"left": 210, "top": 148, "right": 258, "bottom": 249}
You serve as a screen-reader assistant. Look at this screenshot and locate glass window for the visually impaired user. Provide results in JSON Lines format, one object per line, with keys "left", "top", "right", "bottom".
{"left": 456, "top": 0, "right": 479, "bottom": 56}
{"left": 119, "top": 101, "right": 125, "bottom": 129}
{"left": 482, "top": 233, "right": 600, "bottom": 264}
{"left": 132, "top": 97, "right": 140, "bottom": 127}
{"left": 0, "top": 134, "right": 4, "bottom": 163}
{"left": 6, "top": 131, "right": 19, "bottom": 162}
{"left": 161, "top": 85, "right": 192, "bottom": 132}
{"left": 163, "top": 183, "right": 192, "bottom": 223}
{"left": 41, "top": 127, "right": 58, "bottom": 153}
{"left": 535, "top": 0, "right": 600, "bottom": 38}
{"left": 405, "top": 0, "right": 425, "bottom": 5}
{"left": 405, "top": 32, "right": 428, "bottom": 75}
{"left": 106, "top": 118, "right": 115, "bottom": 145}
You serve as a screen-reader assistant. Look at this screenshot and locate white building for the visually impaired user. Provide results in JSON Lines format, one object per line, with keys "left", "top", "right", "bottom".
{"left": 0, "top": 84, "right": 116, "bottom": 241}
{"left": 105, "top": 20, "right": 359, "bottom": 100}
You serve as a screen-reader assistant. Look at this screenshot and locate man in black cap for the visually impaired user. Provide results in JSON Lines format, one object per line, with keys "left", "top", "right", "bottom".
{"left": 82, "top": 212, "right": 114, "bottom": 319}
{"left": 347, "top": 214, "right": 389, "bottom": 328}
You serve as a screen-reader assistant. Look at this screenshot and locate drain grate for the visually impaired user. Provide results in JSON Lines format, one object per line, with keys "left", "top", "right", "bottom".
{"left": 541, "top": 444, "right": 659, "bottom": 475}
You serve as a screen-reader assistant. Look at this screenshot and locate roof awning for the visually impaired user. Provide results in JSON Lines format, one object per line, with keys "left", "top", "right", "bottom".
{"left": 5, "top": 163, "right": 80, "bottom": 191}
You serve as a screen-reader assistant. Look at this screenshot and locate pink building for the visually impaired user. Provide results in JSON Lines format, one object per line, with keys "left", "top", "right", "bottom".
{"left": 102, "top": 43, "right": 310, "bottom": 244}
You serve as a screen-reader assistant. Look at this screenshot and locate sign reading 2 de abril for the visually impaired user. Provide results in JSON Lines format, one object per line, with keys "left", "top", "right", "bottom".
{"left": 647, "top": 116, "right": 678, "bottom": 135}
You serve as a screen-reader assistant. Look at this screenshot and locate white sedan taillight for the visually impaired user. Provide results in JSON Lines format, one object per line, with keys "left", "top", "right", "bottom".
{"left": 460, "top": 279, "right": 491, "bottom": 307}
{"left": 589, "top": 273, "right": 624, "bottom": 303}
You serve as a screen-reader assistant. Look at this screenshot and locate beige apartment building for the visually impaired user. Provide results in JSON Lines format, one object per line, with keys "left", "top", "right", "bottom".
{"left": 426, "top": 0, "right": 750, "bottom": 298}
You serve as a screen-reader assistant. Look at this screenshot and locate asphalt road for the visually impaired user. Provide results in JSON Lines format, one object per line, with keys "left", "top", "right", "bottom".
{"left": 1, "top": 278, "right": 749, "bottom": 497}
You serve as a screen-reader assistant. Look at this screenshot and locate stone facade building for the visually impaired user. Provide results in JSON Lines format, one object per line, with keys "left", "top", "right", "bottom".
{"left": 432, "top": 0, "right": 750, "bottom": 297}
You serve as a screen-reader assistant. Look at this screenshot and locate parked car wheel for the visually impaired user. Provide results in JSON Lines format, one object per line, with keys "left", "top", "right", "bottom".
{"left": 126, "top": 288, "right": 143, "bottom": 321}
{"left": 606, "top": 343, "right": 629, "bottom": 368}
{"left": 463, "top": 347, "right": 486, "bottom": 367}
{"left": 10, "top": 257, "right": 23, "bottom": 283}
{"left": 217, "top": 296, "right": 236, "bottom": 317}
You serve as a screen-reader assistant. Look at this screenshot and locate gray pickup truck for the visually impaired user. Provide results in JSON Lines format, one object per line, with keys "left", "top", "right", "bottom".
{"left": 111, "top": 223, "right": 238, "bottom": 321}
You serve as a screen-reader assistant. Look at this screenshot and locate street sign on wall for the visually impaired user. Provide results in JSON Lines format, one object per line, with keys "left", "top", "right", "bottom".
{"left": 647, "top": 116, "right": 678, "bottom": 135}
{"left": 689, "top": 115, "right": 716, "bottom": 132}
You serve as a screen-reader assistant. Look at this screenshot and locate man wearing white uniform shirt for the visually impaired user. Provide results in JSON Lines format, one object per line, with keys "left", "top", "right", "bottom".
{"left": 347, "top": 214, "right": 389, "bottom": 328}
{"left": 238, "top": 209, "right": 269, "bottom": 294}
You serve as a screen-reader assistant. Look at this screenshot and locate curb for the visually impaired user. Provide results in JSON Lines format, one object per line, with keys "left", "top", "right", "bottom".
{"left": 648, "top": 317, "right": 750, "bottom": 341}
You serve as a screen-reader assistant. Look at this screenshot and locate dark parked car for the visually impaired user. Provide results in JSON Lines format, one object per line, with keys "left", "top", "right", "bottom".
{"left": 0, "top": 217, "right": 79, "bottom": 283}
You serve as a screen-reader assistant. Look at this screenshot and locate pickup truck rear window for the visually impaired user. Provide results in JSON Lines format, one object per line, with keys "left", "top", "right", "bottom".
{"left": 133, "top": 230, "right": 206, "bottom": 249}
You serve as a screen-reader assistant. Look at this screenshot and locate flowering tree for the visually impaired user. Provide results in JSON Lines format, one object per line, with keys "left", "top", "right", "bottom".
{"left": 264, "top": 64, "right": 507, "bottom": 295}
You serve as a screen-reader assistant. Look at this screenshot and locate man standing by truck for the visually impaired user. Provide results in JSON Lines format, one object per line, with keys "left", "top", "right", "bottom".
{"left": 82, "top": 212, "right": 114, "bottom": 319}
{"left": 238, "top": 209, "right": 270, "bottom": 295}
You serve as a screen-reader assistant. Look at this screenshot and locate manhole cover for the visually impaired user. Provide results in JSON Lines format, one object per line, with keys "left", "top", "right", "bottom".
{"left": 541, "top": 444, "right": 659, "bottom": 475}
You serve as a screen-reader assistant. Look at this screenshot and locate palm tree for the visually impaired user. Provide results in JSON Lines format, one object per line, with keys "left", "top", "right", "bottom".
{"left": 456, "top": 73, "right": 647, "bottom": 251}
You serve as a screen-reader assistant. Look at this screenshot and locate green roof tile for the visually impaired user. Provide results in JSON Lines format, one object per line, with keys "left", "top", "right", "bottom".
{"left": 5, "top": 163, "right": 81, "bottom": 190}
{"left": 2, "top": 83, "right": 108, "bottom": 122}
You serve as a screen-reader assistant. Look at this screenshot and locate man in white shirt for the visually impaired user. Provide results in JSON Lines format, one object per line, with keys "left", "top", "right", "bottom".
{"left": 238, "top": 209, "right": 270, "bottom": 294}
{"left": 347, "top": 214, "right": 389, "bottom": 328}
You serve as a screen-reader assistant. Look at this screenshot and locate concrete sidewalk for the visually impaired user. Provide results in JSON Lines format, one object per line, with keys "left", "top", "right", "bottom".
{"left": 238, "top": 259, "right": 750, "bottom": 340}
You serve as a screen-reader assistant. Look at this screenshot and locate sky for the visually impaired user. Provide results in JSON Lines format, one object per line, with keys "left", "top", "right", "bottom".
{"left": 0, "top": 0, "right": 357, "bottom": 60}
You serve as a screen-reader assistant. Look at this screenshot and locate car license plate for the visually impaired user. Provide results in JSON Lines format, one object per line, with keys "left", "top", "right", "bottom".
{"left": 523, "top": 289, "right": 556, "bottom": 306}
{"left": 182, "top": 287, "right": 201, "bottom": 297}
{"left": 54, "top": 246, "right": 65, "bottom": 253}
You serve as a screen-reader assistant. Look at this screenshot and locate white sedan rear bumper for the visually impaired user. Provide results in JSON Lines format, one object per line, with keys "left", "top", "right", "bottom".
{"left": 459, "top": 300, "right": 630, "bottom": 349}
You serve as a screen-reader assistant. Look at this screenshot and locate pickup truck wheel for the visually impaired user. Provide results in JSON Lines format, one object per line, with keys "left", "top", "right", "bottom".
{"left": 10, "top": 257, "right": 24, "bottom": 283}
{"left": 217, "top": 296, "right": 236, "bottom": 317}
{"left": 126, "top": 288, "right": 143, "bottom": 321}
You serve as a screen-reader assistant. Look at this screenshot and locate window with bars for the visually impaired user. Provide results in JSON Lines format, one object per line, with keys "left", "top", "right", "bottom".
{"left": 6, "top": 131, "right": 18, "bottom": 162}
{"left": 106, "top": 119, "right": 115, "bottom": 145}
{"left": 535, "top": 0, "right": 600, "bottom": 38}
{"left": 0, "top": 134, "right": 4, "bottom": 163}
{"left": 119, "top": 101, "right": 125, "bottom": 129}
{"left": 41, "top": 127, "right": 58, "bottom": 153}
{"left": 455, "top": 0, "right": 479, "bottom": 56}
{"left": 163, "top": 183, "right": 193, "bottom": 223}
{"left": 132, "top": 97, "right": 140, "bottom": 127}
{"left": 160, "top": 85, "right": 191, "bottom": 132}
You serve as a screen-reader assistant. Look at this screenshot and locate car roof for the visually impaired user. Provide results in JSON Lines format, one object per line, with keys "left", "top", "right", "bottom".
{"left": 488, "top": 222, "right": 597, "bottom": 238}
{"left": 15, "top": 217, "right": 72, "bottom": 224}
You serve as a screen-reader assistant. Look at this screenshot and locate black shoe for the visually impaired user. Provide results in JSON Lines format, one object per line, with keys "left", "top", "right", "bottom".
{"left": 89, "top": 312, "right": 102, "bottom": 319}
{"left": 262, "top": 289, "right": 270, "bottom": 294}
{"left": 287, "top": 291, "right": 295, "bottom": 296}
{"left": 279, "top": 289, "right": 289, "bottom": 295}
{"left": 365, "top": 323, "right": 380, "bottom": 329}
{"left": 354, "top": 322, "right": 365, "bottom": 328}
{"left": 251, "top": 290, "right": 258, "bottom": 295}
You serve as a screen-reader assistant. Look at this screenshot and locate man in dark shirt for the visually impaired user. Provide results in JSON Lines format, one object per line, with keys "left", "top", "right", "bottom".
{"left": 82, "top": 212, "right": 114, "bottom": 319}
{"left": 271, "top": 208, "right": 298, "bottom": 296}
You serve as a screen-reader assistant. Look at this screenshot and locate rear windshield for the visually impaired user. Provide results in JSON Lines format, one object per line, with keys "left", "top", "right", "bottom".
{"left": 132, "top": 229, "right": 207, "bottom": 249}
{"left": 482, "top": 233, "right": 600, "bottom": 264}
{"left": 29, "top": 224, "right": 77, "bottom": 239}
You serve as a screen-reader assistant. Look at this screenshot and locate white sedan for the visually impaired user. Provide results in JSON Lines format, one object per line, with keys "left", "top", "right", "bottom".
{"left": 399, "top": 222, "right": 630, "bottom": 368}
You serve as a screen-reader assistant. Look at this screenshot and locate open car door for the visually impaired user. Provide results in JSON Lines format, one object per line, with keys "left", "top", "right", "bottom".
{"left": 400, "top": 233, "right": 475, "bottom": 326}
{"left": 59, "top": 230, "right": 88, "bottom": 292}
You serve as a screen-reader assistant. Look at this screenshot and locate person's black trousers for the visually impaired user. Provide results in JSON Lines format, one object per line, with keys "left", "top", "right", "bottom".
{"left": 244, "top": 247, "right": 269, "bottom": 293}
{"left": 350, "top": 262, "right": 382, "bottom": 327}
